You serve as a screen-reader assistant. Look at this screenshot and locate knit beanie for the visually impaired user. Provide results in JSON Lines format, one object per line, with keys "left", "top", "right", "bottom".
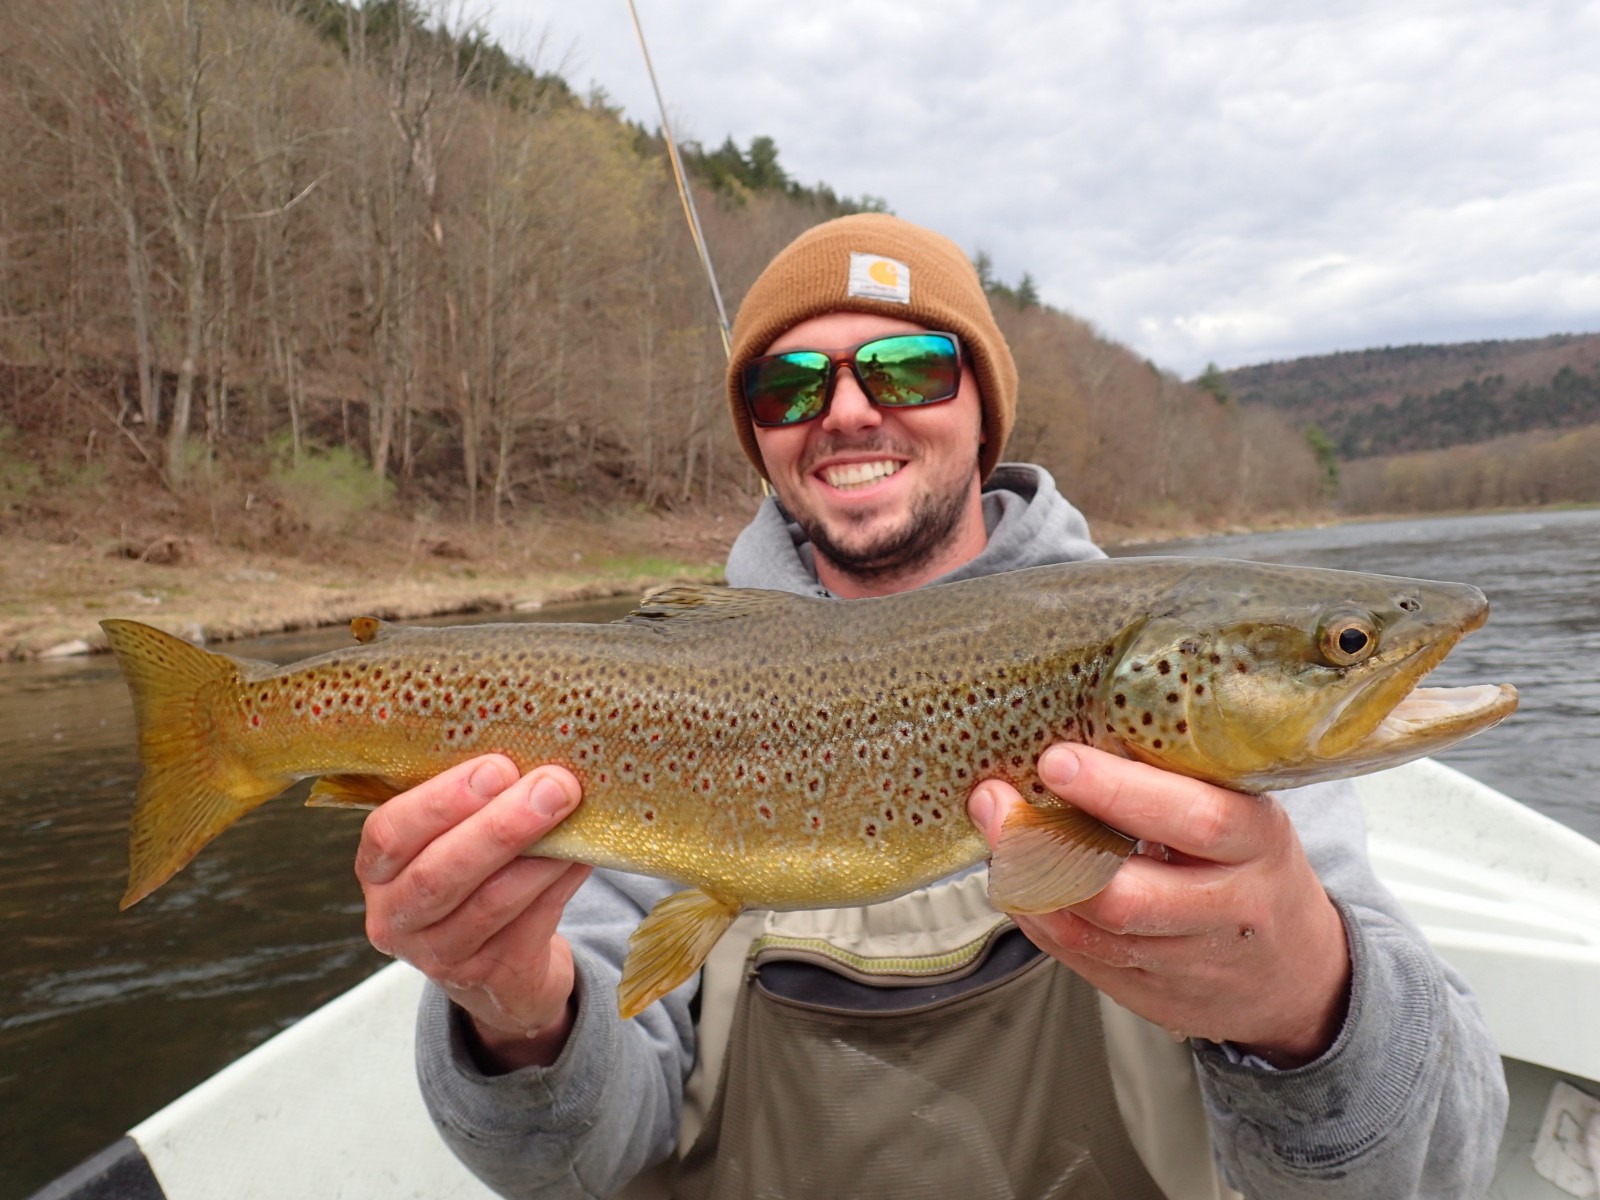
{"left": 726, "top": 213, "right": 1017, "bottom": 481}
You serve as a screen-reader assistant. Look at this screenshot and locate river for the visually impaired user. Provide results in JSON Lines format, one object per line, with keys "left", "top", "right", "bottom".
{"left": 3, "top": 510, "right": 1596, "bottom": 1194}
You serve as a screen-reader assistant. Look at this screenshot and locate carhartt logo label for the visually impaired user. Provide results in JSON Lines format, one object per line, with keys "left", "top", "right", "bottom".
{"left": 848, "top": 253, "right": 911, "bottom": 304}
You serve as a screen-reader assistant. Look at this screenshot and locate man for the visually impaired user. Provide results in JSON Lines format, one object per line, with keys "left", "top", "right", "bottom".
{"left": 358, "top": 214, "right": 1507, "bottom": 1198}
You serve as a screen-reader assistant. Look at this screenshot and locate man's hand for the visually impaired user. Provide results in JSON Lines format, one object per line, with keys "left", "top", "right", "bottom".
{"left": 356, "top": 755, "right": 591, "bottom": 1073}
{"left": 969, "top": 744, "right": 1351, "bottom": 1068}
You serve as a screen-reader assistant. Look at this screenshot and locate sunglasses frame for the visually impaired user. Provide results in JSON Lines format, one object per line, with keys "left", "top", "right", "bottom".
{"left": 741, "top": 330, "right": 964, "bottom": 428}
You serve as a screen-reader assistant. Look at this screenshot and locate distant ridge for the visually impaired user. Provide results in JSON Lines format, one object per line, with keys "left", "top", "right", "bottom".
{"left": 1221, "top": 332, "right": 1600, "bottom": 459}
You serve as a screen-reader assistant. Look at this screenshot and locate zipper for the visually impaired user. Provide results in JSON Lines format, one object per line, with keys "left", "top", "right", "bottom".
{"left": 746, "top": 917, "right": 1016, "bottom": 989}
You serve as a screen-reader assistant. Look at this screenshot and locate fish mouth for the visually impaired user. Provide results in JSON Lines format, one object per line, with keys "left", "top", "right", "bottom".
{"left": 1313, "top": 610, "right": 1518, "bottom": 771}
{"left": 1350, "top": 681, "right": 1519, "bottom": 763}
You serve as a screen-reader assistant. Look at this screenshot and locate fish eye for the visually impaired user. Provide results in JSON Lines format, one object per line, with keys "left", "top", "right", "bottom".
{"left": 1319, "top": 615, "right": 1378, "bottom": 666}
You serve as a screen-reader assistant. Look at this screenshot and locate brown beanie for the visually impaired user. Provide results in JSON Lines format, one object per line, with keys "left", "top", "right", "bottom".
{"left": 726, "top": 213, "right": 1017, "bottom": 482}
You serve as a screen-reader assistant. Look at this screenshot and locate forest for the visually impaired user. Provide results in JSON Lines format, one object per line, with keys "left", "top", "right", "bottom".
{"left": 0, "top": 0, "right": 1328, "bottom": 562}
{"left": 1221, "top": 335, "right": 1600, "bottom": 513}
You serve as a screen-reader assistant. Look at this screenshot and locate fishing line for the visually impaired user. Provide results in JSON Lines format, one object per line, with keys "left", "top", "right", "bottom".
{"left": 626, "top": 0, "right": 731, "bottom": 358}
{"left": 627, "top": 1, "right": 771, "bottom": 497}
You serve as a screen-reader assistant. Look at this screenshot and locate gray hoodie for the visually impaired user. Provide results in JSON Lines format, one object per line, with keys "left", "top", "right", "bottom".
{"left": 416, "top": 463, "right": 1507, "bottom": 1199}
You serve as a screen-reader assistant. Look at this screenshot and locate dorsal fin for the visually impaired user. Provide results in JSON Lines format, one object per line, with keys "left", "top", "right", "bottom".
{"left": 621, "top": 583, "right": 803, "bottom": 629}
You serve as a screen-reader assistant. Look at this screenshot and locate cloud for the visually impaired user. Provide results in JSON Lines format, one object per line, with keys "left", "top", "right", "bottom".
{"left": 488, "top": 0, "right": 1600, "bottom": 375}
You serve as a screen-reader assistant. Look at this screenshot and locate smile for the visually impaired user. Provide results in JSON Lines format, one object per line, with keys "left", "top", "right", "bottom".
{"left": 820, "top": 460, "right": 901, "bottom": 490}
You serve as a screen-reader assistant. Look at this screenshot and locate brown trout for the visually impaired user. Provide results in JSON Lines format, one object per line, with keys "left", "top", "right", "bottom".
{"left": 102, "top": 557, "right": 1517, "bottom": 1017}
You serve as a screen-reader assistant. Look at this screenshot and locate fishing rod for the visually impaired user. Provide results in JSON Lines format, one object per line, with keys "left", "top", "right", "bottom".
{"left": 626, "top": 0, "right": 732, "bottom": 358}
{"left": 628, "top": 0, "right": 772, "bottom": 497}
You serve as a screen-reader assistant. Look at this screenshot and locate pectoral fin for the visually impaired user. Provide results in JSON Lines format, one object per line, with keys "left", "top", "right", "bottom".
{"left": 305, "top": 774, "right": 405, "bottom": 811}
{"left": 618, "top": 888, "right": 741, "bottom": 1019}
{"left": 986, "top": 802, "right": 1135, "bottom": 914}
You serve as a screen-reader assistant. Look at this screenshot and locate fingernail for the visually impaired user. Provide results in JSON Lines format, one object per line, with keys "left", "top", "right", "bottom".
{"left": 529, "top": 774, "right": 579, "bottom": 821}
{"left": 1040, "top": 744, "right": 1082, "bottom": 787}
{"left": 969, "top": 784, "right": 997, "bottom": 834}
{"left": 469, "top": 759, "right": 513, "bottom": 799}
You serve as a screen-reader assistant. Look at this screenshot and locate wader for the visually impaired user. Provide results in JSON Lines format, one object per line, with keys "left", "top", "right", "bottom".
{"left": 622, "top": 872, "right": 1241, "bottom": 1200}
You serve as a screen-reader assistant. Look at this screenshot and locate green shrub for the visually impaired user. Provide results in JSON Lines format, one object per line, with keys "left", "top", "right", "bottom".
{"left": 268, "top": 444, "right": 392, "bottom": 536}
{"left": 0, "top": 422, "right": 40, "bottom": 510}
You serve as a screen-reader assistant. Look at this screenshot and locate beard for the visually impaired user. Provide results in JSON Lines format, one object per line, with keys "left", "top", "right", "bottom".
{"left": 794, "top": 472, "right": 978, "bottom": 588}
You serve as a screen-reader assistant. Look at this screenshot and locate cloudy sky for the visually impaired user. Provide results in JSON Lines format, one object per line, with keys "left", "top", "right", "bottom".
{"left": 485, "top": 1, "right": 1600, "bottom": 377}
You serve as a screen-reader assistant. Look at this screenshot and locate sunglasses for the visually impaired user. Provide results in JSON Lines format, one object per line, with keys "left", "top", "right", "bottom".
{"left": 741, "top": 331, "right": 963, "bottom": 427}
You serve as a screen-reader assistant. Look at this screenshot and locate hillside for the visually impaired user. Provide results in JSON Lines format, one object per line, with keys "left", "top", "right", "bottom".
{"left": 0, "top": 0, "right": 1334, "bottom": 659}
{"left": 1222, "top": 334, "right": 1600, "bottom": 459}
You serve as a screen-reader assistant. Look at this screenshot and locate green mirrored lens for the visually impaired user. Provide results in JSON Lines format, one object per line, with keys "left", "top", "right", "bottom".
{"left": 745, "top": 352, "right": 830, "bottom": 425}
{"left": 855, "top": 334, "right": 959, "bottom": 407}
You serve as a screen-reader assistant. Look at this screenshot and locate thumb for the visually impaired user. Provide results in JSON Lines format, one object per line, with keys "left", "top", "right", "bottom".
{"left": 967, "top": 781, "right": 1020, "bottom": 850}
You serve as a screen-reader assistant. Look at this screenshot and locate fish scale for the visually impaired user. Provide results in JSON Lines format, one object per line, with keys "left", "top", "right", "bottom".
{"left": 100, "top": 556, "right": 1517, "bottom": 1018}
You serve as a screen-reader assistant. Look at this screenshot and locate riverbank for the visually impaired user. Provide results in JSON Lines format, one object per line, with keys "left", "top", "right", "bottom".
{"left": 0, "top": 506, "right": 739, "bottom": 661}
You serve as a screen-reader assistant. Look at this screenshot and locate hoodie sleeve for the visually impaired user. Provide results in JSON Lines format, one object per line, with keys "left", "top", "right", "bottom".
{"left": 1193, "top": 779, "right": 1508, "bottom": 1199}
{"left": 415, "top": 869, "right": 694, "bottom": 1199}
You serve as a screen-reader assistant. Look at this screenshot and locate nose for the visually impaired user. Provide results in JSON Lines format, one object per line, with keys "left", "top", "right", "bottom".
{"left": 820, "top": 364, "right": 882, "bottom": 435}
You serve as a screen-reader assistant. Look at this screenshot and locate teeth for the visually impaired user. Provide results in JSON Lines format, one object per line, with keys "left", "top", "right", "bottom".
{"left": 822, "top": 461, "right": 900, "bottom": 490}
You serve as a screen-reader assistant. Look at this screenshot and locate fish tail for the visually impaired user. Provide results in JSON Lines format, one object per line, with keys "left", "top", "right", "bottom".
{"left": 101, "top": 620, "right": 290, "bottom": 910}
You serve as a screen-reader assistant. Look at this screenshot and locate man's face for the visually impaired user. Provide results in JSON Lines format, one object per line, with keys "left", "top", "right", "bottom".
{"left": 751, "top": 312, "right": 987, "bottom": 597}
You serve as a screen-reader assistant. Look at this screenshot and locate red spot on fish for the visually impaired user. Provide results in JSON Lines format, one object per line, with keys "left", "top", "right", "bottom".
{"left": 759, "top": 804, "right": 773, "bottom": 820}
{"left": 250, "top": 714, "right": 261, "bottom": 728}
{"left": 311, "top": 704, "right": 322, "bottom": 716}
{"left": 377, "top": 707, "right": 389, "bottom": 721}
